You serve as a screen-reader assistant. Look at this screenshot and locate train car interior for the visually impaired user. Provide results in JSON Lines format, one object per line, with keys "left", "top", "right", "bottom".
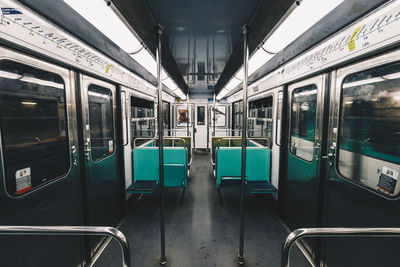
{"left": 0, "top": 0, "right": 399, "bottom": 266}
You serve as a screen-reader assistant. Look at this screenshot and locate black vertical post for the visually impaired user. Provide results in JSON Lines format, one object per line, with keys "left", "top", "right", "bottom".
{"left": 156, "top": 26, "right": 167, "bottom": 265}
{"left": 213, "top": 93, "right": 216, "bottom": 136}
{"left": 238, "top": 25, "right": 249, "bottom": 265}
{"left": 186, "top": 93, "right": 190, "bottom": 137}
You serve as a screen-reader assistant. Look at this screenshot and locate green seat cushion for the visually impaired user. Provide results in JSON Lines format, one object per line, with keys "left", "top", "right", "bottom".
{"left": 216, "top": 147, "right": 271, "bottom": 188}
{"left": 133, "top": 147, "right": 187, "bottom": 188}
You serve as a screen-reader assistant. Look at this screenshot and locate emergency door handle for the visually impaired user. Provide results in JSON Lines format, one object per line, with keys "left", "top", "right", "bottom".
{"left": 84, "top": 142, "right": 91, "bottom": 160}
{"left": 71, "top": 145, "right": 78, "bottom": 166}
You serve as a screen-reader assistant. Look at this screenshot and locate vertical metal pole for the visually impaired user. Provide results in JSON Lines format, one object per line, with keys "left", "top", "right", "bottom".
{"left": 156, "top": 26, "right": 167, "bottom": 265}
{"left": 238, "top": 25, "right": 249, "bottom": 265}
{"left": 213, "top": 93, "right": 216, "bottom": 136}
{"left": 186, "top": 93, "right": 190, "bottom": 137}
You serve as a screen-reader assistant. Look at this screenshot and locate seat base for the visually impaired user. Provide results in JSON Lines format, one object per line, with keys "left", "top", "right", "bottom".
{"left": 127, "top": 180, "right": 159, "bottom": 193}
{"left": 220, "top": 177, "right": 242, "bottom": 187}
{"left": 247, "top": 181, "right": 277, "bottom": 194}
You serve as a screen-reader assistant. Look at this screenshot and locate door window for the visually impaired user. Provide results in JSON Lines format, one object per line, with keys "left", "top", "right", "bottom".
{"left": 163, "top": 102, "right": 170, "bottom": 130}
{"left": 0, "top": 60, "right": 69, "bottom": 195}
{"left": 290, "top": 84, "right": 317, "bottom": 162}
{"left": 197, "top": 106, "right": 205, "bottom": 125}
{"left": 276, "top": 91, "right": 283, "bottom": 146}
{"left": 337, "top": 62, "right": 400, "bottom": 196}
{"left": 88, "top": 84, "right": 114, "bottom": 161}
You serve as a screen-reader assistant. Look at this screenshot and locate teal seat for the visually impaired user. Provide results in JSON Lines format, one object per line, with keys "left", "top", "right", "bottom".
{"left": 215, "top": 147, "right": 277, "bottom": 194}
{"left": 127, "top": 147, "right": 187, "bottom": 194}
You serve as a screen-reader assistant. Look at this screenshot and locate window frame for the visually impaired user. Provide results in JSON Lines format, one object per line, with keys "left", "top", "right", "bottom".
{"left": 334, "top": 55, "right": 400, "bottom": 198}
{"left": 275, "top": 90, "right": 284, "bottom": 147}
{"left": 0, "top": 53, "right": 74, "bottom": 198}
{"left": 248, "top": 93, "right": 274, "bottom": 141}
{"left": 87, "top": 83, "right": 115, "bottom": 162}
{"left": 289, "top": 83, "right": 318, "bottom": 163}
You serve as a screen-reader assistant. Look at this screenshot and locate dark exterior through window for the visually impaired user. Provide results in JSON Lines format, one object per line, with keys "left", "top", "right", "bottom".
{"left": 0, "top": 60, "right": 69, "bottom": 195}
{"left": 290, "top": 84, "right": 317, "bottom": 162}
{"left": 197, "top": 106, "right": 205, "bottom": 125}
{"left": 88, "top": 84, "right": 114, "bottom": 161}
{"left": 338, "top": 62, "right": 400, "bottom": 196}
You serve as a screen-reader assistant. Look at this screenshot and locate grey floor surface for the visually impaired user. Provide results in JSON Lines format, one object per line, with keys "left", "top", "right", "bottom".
{"left": 94, "top": 152, "right": 310, "bottom": 267}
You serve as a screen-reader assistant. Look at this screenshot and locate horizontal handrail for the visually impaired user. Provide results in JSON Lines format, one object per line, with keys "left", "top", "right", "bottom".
{"left": 282, "top": 227, "right": 400, "bottom": 267}
{"left": 216, "top": 137, "right": 270, "bottom": 149}
{"left": 134, "top": 137, "right": 187, "bottom": 148}
{"left": 0, "top": 225, "right": 130, "bottom": 267}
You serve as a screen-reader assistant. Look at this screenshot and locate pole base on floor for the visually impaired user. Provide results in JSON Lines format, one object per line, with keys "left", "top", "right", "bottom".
{"left": 160, "top": 256, "right": 167, "bottom": 265}
{"left": 238, "top": 255, "right": 245, "bottom": 265}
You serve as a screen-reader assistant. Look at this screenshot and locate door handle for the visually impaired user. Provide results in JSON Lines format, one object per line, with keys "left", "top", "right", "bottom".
{"left": 71, "top": 145, "right": 78, "bottom": 166}
{"left": 84, "top": 141, "right": 91, "bottom": 160}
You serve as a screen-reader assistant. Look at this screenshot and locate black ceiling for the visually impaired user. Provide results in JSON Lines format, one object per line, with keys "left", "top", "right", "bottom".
{"left": 214, "top": 0, "right": 297, "bottom": 95}
{"left": 145, "top": 0, "right": 260, "bottom": 94}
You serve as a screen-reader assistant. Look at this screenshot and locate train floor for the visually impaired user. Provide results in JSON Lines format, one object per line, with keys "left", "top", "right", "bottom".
{"left": 94, "top": 152, "right": 310, "bottom": 267}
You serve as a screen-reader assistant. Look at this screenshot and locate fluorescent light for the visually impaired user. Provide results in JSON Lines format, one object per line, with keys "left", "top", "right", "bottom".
{"left": 0, "top": 70, "right": 22, "bottom": 79}
{"left": 63, "top": 0, "right": 142, "bottom": 53}
{"left": 130, "top": 49, "right": 157, "bottom": 77}
{"left": 226, "top": 77, "right": 241, "bottom": 91}
{"left": 248, "top": 48, "right": 273, "bottom": 75}
{"left": 64, "top": 0, "right": 186, "bottom": 100}
{"left": 20, "top": 76, "right": 64, "bottom": 89}
{"left": 21, "top": 101, "right": 37, "bottom": 105}
{"left": 217, "top": 0, "right": 344, "bottom": 100}
{"left": 294, "top": 89, "right": 317, "bottom": 97}
{"left": 263, "top": 0, "right": 344, "bottom": 53}
{"left": 88, "top": 91, "right": 110, "bottom": 99}
{"left": 163, "top": 77, "right": 178, "bottom": 91}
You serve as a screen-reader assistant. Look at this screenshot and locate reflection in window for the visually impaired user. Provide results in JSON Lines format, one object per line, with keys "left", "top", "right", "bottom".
{"left": 276, "top": 91, "right": 283, "bottom": 146}
{"left": 197, "top": 106, "right": 205, "bottom": 125}
{"left": 233, "top": 101, "right": 243, "bottom": 136}
{"left": 338, "top": 62, "right": 400, "bottom": 196}
{"left": 212, "top": 106, "right": 226, "bottom": 127}
{"left": 290, "top": 84, "right": 317, "bottom": 161}
{"left": 131, "top": 96, "right": 154, "bottom": 146}
{"left": 88, "top": 84, "right": 114, "bottom": 161}
{"left": 0, "top": 60, "right": 69, "bottom": 195}
{"left": 163, "top": 102, "right": 170, "bottom": 131}
{"left": 248, "top": 96, "right": 273, "bottom": 145}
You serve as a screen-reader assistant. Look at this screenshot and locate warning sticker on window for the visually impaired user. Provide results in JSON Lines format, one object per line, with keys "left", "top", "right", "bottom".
{"left": 109, "top": 140, "right": 114, "bottom": 153}
{"left": 377, "top": 166, "right": 399, "bottom": 194}
{"left": 15, "top": 167, "right": 32, "bottom": 195}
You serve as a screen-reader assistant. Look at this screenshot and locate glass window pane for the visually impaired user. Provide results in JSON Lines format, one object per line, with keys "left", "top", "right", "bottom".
{"left": 163, "top": 102, "right": 170, "bottom": 130}
{"left": 233, "top": 101, "right": 243, "bottom": 136}
{"left": 0, "top": 60, "right": 69, "bottom": 195}
{"left": 197, "top": 106, "right": 205, "bottom": 125}
{"left": 88, "top": 84, "right": 114, "bottom": 161}
{"left": 131, "top": 96, "right": 154, "bottom": 146}
{"left": 290, "top": 84, "right": 317, "bottom": 161}
{"left": 338, "top": 62, "right": 400, "bottom": 196}
{"left": 248, "top": 96, "right": 273, "bottom": 142}
{"left": 276, "top": 91, "right": 283, "bottom": 146}
{"left": 212, "top": 106, "right": 226, "bottom": 127}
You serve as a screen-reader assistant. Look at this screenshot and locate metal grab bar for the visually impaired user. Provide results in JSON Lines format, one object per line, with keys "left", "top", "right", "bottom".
{"left": 216, "top": 137, "right": 271, "bottom": 149}
{"left": 0, "top": 225, "right": 130, "bottom": 267}
{"left": 282, "top": 227, "right": 400, "bottom": 267}
{"left": 134, "top": 137, "right": 187, "bottom": 148}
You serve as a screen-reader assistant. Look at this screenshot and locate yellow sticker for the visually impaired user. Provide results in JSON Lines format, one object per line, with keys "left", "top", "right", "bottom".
{"left": 348, "top": 25, "right": 362, "bottom": 52}
{"left": 105, "top": 64, "right": 113, "bottom": 74}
